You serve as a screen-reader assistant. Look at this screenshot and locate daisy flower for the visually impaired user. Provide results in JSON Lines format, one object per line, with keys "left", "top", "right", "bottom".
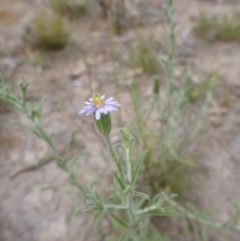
{"left": 79, "top": 94, "right": 120, "bottom": 120}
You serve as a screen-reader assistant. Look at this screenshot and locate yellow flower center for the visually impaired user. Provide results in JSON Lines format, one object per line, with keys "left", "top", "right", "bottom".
{"left": 92, "top": 93, "right": 103, "bottom": 107}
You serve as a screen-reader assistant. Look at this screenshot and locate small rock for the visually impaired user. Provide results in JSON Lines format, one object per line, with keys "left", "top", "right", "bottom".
{"left": 1, "top": 57, "right": 18, "bottom": 69}
{"left": 209, "top": 107, "right": 228, "bottom": 116}
{"left": 209, "top": 115, "right": 222, "bottom": 127}
{"left": 69, "top": 60, "right": 87, "bottom": 79}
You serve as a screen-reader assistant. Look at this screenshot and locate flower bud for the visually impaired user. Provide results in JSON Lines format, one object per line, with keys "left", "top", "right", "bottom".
{"left": 119, "top": 125, "right": 134, "bottom": 148}
{"left": 94, "top": 112, "right": 112, "bottom": 136}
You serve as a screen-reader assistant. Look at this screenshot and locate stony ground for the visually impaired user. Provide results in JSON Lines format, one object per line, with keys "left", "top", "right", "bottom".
{"left": 1, "top": 0, "right": 240, "bottom": 240}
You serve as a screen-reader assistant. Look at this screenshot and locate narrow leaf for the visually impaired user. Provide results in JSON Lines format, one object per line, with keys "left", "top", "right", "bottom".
{"left": 132, "top": 150, "right": 148, "bottom": 186}
{"left": 67, "top": 203, "right": 79, "bottom": 222}
{"left": 111, "top": 169, "right": 125, "bottom": 190}
{"left": 10, "top": 121, "right": 29, "bottom": 129}
{"left": 41, "top": 183, "right": 68, "bottom": 191}
{"left": 146, "top": 193, "right": 161, "bottom": 207}
{"left": 108, "top": 210, "right": 127, "bottom": 228}
{"left": 94, "top": 190, "right": 102, "bottom": 203}
{"left": 69, "top": 150, "right": 83, "bottom": 172}
{"left": 145, "top": 210, "right": 181, "bottom": 217}
{"left": 133, "top": 191, "right": 150, "bottom": 200}
{"left": 135, "top": 197, "right": 147, "bottom": 210}
{"left": 118, "top": 229, "right": 131, "bottom": 241}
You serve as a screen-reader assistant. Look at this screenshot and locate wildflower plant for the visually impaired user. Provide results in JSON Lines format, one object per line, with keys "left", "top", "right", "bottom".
{"left": 1, "top": 75, "right": 240, "bottom": 240}
{"left": 1, "top": 1, "right": 240, "bottom": 240}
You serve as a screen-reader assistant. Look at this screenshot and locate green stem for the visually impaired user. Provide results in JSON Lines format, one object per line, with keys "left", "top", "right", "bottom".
{"left": 124, "top": 140, "right": 136, "bottom": 240}
{"left": 103, "top": 204, "right": 128, "bottom": 210}
{"left": 130, "top": 82, "right": 147, "bottom": 149}
{"left": 126, "top": 194, "right": 137, "bottom": 240}
{"left": 135, "top": 204, "right": 159, "bottom": 215}
{"left": 104, "top": 134, "right": 137, "bottom": 240}
{"left": 126, "top": 148, "right": 131, "bottom": 182}
{"left": 104, "top": 135, "right": 124, "bottom": 181}
{"left": 159, "top": 0, "right": 176, "bottom": 170}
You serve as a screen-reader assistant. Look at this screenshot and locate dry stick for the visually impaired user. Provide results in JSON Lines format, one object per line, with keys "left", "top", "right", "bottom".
{"left": 10, "top": 143, "right": 77, "bottom": 179}
{"left": 10, "top": 158, "right": 54, "bottom": 179}
{"left": 107, "top": 9, "right": 122, "bottom": 126}
{"left": 84, "top": 56, "right": 94, "bottom": 93}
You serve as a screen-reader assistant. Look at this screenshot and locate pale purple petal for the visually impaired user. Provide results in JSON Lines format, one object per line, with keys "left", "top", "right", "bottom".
{"left": 104, "top": 105, "right": 117, "bottom": 111}
{"left": 85, "top": 101, "right": 92, "bottom": 104}
{"left": 86, "top": 107, "right": 97, "bottom": 116}
{"left": 106, "top": 102, "right": 121, "bottom": 107}
{"left": 101, "top": 95, "right": 105, "bottom": 99}
{"left": 79, "top": 108, "right": 87, "bottom": 114}
{"left": 99, "top": 108, "right": 108, "bottom": 114}
{"left": 106, "top": 97, "right": 113, "bottom": 102}
{"left": 80, "top": 105, "right": 93, "bottom": 112}
{"left": 105, "top": 101, "right": 120, "bottom": 105}
{"left": 95, "top": 109, "right": 101, "bottom": 120}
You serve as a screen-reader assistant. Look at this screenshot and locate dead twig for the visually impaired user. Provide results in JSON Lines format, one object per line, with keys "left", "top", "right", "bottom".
{"left": 10, "top": 143, "right": 77, "bottom": 179}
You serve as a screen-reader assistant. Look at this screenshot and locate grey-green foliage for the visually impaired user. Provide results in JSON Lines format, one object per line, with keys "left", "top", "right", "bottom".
{"left": 130, "top": 39, "right": 160, "bottom": 75}
{"left": 28, "top": 12, "right": 71, "bottom": 50}
{"left": 193, "top": 13, "right": 240, "bottom": 42}
{"left": 186, "top": 73, "right": 216, "bottom": 103}
{"left": 0, "top": 75, "right": 85, "bottom": 192}
{"left": 129, "top": 0, "right": 215, "bottom": 195}
{"left": 81, "top": 126, "right": 180, "bottom": 240}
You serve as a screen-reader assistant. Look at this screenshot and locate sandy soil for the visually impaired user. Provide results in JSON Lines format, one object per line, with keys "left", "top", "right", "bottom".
{"left": 1, "top": 0, "right": 240, "bottom": 240}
